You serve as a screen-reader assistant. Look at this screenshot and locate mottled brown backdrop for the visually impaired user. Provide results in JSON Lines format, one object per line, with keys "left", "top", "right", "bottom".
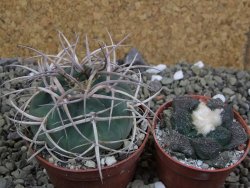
{"left": 1, "top": 0, "right": 250, "bottom": 69}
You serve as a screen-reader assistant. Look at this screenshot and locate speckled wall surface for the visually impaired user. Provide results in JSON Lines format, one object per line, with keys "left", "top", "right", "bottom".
{"left": 1, "top": 0, "right": 250, "bottom": 69}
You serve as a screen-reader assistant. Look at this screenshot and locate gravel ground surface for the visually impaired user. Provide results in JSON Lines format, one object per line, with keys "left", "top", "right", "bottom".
{"left": 1, "top": 58, "right": 250, "bottom": 188}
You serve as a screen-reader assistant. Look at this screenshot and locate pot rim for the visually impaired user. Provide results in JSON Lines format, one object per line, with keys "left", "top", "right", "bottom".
{"left": 34, "top": 124, "right": 150, "bottom": 173}
{"left": 153, "top": 94, "right": 250, "bottom": 173}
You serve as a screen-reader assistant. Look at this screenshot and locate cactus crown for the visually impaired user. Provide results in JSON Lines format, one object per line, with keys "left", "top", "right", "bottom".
{"left": 2, "top": 32, "right": 157, "bottom": 179}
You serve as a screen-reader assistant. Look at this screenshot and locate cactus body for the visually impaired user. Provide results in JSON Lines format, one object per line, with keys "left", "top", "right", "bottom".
{"left": 29, "top": 70, "right": 133, "bottom": 155}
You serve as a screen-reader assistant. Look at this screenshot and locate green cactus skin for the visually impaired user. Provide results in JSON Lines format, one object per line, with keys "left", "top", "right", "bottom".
{"left": 29, "top": 70, "right": 133, "bottom": 155}
{"left": 168, "top": 97, "right": 248, "bottom": 161}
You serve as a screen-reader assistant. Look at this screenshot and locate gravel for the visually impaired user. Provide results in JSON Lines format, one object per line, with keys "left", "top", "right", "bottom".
{"left": 1, "top": 58, "right": 250, "bottom": 188}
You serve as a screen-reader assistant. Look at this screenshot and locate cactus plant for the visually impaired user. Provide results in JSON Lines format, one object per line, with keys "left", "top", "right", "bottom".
{"left": 166, "top": 96, "right": 248, "bottom": 164}
{"left": 2, "top": 32, "right": 158, "bottom": 179}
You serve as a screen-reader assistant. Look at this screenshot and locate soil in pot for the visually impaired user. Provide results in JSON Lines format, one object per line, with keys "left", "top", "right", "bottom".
{"left": 153, "top": 95, "right": 250, "bottom": 188}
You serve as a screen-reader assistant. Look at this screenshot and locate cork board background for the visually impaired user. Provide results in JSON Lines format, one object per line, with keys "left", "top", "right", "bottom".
{"left": 1, "top": 0, "right": 250, "bottom": 69}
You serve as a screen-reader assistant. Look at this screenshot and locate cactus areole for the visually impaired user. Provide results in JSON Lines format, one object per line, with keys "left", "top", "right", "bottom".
{"left": 29, "top": 69, "right": 133, "bottom": 155}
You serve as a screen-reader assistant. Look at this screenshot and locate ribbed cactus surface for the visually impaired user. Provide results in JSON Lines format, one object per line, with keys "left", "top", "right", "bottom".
{"left": 29, "top": 70, "right": 133, "bottom": 155}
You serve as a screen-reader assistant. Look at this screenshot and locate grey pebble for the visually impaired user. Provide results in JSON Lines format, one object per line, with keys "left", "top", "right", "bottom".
{"left": 5, "top": 161, "right": 15, "bottom": 171}
{"left": 15, "top": 184, "right": 24, "bottom": 188}
{"left": 214, "top": 76, "right": 223, "bottom": 84}
{"left": 13, "top": 179, "right": 24, "bottom": 185}
{"left": 161, "top": 78, "right": 173, "bottom": 85}
{"left": 240, "top": 168, "right": 248, "bottom": 176}
{"left": 0, "top": 166, "right": 10, "bottom": 175}
{"left": 223, "top": 88, "right": 235, "bottom": 95}
{"left": 0, "top": 118, "right": 5, "bottom": 127}
{"left": 226, "top": 175, "right": 240, "bottom": 183}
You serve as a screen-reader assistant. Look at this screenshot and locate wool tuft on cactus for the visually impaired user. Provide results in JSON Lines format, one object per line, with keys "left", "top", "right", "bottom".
{"left": 2, "top": 32, "right": 158, "bottom": 179}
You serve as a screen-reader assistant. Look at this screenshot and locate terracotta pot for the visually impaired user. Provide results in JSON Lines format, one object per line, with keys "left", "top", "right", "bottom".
{"left": 153, "top": 95, "right": 250, "bottom": 188}
{"left": 35, "top": 129, "right": 149, "bottom": 188}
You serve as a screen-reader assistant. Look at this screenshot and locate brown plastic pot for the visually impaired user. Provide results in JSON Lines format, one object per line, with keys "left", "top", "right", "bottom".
{"left": 35, "top": 130, "right": 149, "bottom": 188}
{"left": 153, "top": 95, "right": 250, "bottom": 188}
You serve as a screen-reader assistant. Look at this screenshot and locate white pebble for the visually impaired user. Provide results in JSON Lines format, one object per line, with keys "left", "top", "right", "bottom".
{"left": 105, "top": 156, "right": 117, "bottom": 166}
{"left": 193, "top": 61, "right": 204, "bottom": 68}
{"left": 133, "top": 145, "right": 139, "bottom": 150}
{"left": 154, "top": 181, "right": 166, "bottom": 188}
{"left": 140, "top": 120, "right": 148, "bottom": 131}
{"left": 48, "top": 157, "right": 54, "bottom": 163}
{"left": 248, "top": 89, "right": 250, "bottom": 96}
{"left": 101, "top": 158, "right": 105, "bottom": 166}
{"left": 84, "top": 160, "right": 96, "bottom": 168}
{"left": 146, "top": 64, "right": 167, "bottom": 74}
{"left": 196, "top": 160, "right": 203, "bottom": 166}
{"left": 138, "top": 133, "right": 145, "bottom": 141}
{"left": 151, "top": 75, "right": 163, "bottom": 81}
{"left": 212, "top": 94, "right": 226, "bottom": 103}
{"left": 173, "top": 70, "right": 184, "bottom": 80}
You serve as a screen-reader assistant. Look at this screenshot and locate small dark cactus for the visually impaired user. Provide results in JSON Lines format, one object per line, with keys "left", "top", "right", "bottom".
{"left": 166, "top": 96, "right": 248, "bottom": 163}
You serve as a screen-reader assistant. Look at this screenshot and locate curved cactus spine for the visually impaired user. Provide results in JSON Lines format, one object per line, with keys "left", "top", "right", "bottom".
{"left": 3, "top": 32, "right": 158, "bottom": 180}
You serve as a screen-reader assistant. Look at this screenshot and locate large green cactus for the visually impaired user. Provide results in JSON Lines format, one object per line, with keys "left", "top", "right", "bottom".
{"left": 29, "top": 70, "right": 133, "bottom": 155}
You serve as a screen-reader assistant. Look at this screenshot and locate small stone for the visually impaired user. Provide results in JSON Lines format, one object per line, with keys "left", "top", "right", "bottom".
{"left": 154, "top": 181, "right": 166, "bottom": 188}
{"left": 84, "top": 160, "right": 96, "bottom": 168}
{"left": 248, "top": 89, "right": 250, "bottom": 96}
{"left": 174, "top": 87, "right": 183, "bottom": 96}
{"left": 138, "top": 133, "right": 145, "bottom": 141}
{"left": 67, "top": 159, "right": 76, "bottom": 165}
{"left": 149, "top": 80, "right": 162, "bottom": 92}
{"left": 214, "top": 76, "right": 223, "bottom": 84}
{"left": 0, "top": 118, "right": 5, "bottom": 127}
{"left": 124, "top": 48, "right": 147, "bottom": 66}
{"left": 133, "top": 145, "right": 138, "bottom": 150}
{"left": 48, "top": 157, "right": 54, "bottom": 163}
{"left": 228, "top": 77, "right": 237, "bottom": 86}
{"left": 101, "top": 158, "right": 105, "bottom": 166}
{"left": 223, "top": 88, "right": 235, "bottom": 95}
{"left": 15, "top": 184, "right": 24, "bottom": 188}
{"left": 146, "top": 64, "right": 167, "bottom": 74}
{"left": 201, "top": 163, "right": 209, "bottom": 169}
{"left": 193, "top": 61, "right": 204, "bottom": 68}
{"left": 124, "top": 140, "right": 132, "bottom": 148}
{"left": 151, "top": 75, "right": 163, "bottom": 81}
{"left": 5, "top": 162, "right": 15, "bottom": 171}
{"left": 105, "top": 156, "right": 117, "bottom": 166}
{"left": 0, "top": 146, "right": 7, "bottom": 153}
{"left": 161, "top": 78, "right": 173, "bottom": 85}
{"left": 196, "top": 160, "right": 203, "bottom": 166}
{"left": 14, "top": 179, "right": 24, "bottom": 185}
{"left": 7, "top": 132, "right": 21, "bottom": 141}
{"left": 226, "top": 175, "right": 240, "bottom": 183}
{"left": 130, "top": 179, "right": 144, "bottom": 188}
{"left": 236, "top": 71, "right": 246, "bottom": 79}
{"left": 173, "top": 70, "right": 184, "bottom": 80}
{"left": 20, "top": 146, "right": 27, "bottom": 152}
{"left": 240, "top": 168, "right": 248, "bottom": 176}
{"left": 228, "top": 183, "right": 240, "bottom": 188}
{"left": 0, "top": 166, "right": 9, "bottom": 175}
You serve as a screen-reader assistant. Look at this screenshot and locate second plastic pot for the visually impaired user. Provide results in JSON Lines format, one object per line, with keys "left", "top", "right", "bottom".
{"left": 153, "top": 95, "right": 250, "bottom": 188}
